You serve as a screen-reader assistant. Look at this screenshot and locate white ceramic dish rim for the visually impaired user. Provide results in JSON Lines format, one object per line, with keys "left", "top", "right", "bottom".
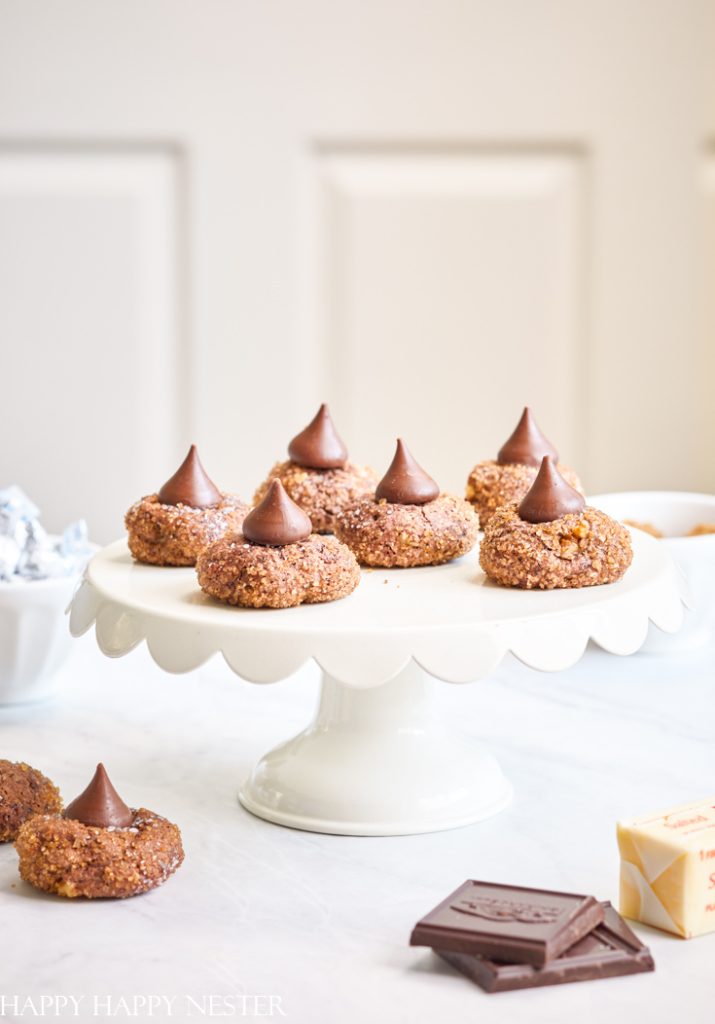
{"left": 588, "top": 490, "right": 715, "bottom": 546}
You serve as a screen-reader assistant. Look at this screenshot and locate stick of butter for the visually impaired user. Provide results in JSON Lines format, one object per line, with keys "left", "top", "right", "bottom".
{"left": 617, "top": 796, "right": 715, "bottom": 938}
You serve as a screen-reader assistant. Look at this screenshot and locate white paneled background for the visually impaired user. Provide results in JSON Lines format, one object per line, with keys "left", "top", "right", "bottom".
{"left": 0, "top": 150, "right": 181, "bottom": 538}
{"left": 307, "top": 148, "right": 585, "bottom": 490}
{"left": 0, "top": 0, "right": 713, "bottom": 542}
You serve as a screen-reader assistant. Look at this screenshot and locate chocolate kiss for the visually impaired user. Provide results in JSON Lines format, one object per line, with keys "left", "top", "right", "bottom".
{"left": 63, "top": 764, "right": 134, "bottom": 828}
{"left": 519, "top": 456, "right": 585, "bottom": 524}
{"left": 157, "top": 445, "right": 222, "bottom": 508}
{"left": 243, "top": 479, "right": 312, "bottom": 546}
{"left": 375, "top": 439, "right": 440, "bottom": 505}
{"left": 497, "top": 407, "right": 559, "bottom": 468}
{"left": 288, "top": 403, "right": 348, "bottom": 470}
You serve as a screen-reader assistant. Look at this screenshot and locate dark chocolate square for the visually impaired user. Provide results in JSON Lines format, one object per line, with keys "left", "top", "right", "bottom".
{"left": 437, "top": 902, "right": 655, "bottom": 993}
{"left": 410, "top": 880, "right": 604, "bottom": 967}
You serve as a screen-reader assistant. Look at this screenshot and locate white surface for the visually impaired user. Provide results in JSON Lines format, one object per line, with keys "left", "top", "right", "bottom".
{"left": 1, "top": 634, "right": 713, "bottom": 1023}
{"left": 2, "top": 3, "right": 715, "bottom": 546}
{"left": 238, "top": 665, "right": 513, "bottom": 835}
{"left": 70, "top": 532, "right": 684, "bottom": 687}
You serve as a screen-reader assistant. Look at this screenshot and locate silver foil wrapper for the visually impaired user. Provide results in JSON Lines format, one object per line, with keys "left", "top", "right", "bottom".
{"left": 0, "top": 485, "right": 92, "bottom": 582}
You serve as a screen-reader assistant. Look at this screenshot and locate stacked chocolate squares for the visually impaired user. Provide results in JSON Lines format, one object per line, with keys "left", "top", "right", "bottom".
{"left": 410, "top": 881, "right": 654, "bottom": 994}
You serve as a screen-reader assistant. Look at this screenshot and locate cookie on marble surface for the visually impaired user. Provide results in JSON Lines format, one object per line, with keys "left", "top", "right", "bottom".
{"left": 125, "top": 445, "right": 248, "bottom": 566}
{"left": 335, "top": 439, "right": 479, "bottom": 568}
{"left": 253, "top": 404, "right": 376, "bottom": 533}
{"left": 0, "top": 760, "right": 62, "bottom": 842}
{"left": 466, "top": 408, "right": 583, "bottom": 529}
{"left": 15, "top": 764, "right": 183, "bottom": 899}
{"left": 479, "top": 457, "right": 632, "bottom": 590}
{"left": 197, "top": 479, "right": 361, "bottom": 608}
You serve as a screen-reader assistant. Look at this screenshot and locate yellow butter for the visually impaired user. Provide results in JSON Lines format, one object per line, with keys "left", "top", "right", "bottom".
{"left": 617, "top": 796, "right": 715, "bottom": 938}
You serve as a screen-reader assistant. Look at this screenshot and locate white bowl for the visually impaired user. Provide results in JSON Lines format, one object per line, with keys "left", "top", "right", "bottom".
{"left": 0, "top": 548, "right": 96, "bottom": 705}
{"left": 590, "top": 491, "right": 715, "bottom": 652}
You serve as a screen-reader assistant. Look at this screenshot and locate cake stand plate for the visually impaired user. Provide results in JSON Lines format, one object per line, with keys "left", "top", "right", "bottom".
{"left": 70, "top": 533, "right": 684, "bottom": 836}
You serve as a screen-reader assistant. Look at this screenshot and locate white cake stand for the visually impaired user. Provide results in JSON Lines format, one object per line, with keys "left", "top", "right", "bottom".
{"left": 69, "top": 533, "right": 684, "bottom": 836}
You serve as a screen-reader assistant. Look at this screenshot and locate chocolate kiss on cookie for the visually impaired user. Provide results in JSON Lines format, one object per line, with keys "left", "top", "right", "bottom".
{"left": 497, "top": 407, "right": 559, "bottom": 468}
{"left": 519, "top": 456, "right": 586, "bottom": 524}
{"left": 288, "top": 403, "right": 348, "bottom": 470}
{"left": 158, "top": 445, "right": 222, "bottom": 508}
{"left": 243, "top": 479, "right": 312, "bottom": 545}
{"left": 376, "top": 439, "right": 440, "bottom": 505}
{"left": 63, "top": 764, "right": 134, "bottom": 828}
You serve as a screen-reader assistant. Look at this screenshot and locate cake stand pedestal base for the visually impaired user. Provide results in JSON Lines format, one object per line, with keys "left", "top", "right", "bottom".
{"left": 238, "top": 662, "right": 513, "bottom": 836}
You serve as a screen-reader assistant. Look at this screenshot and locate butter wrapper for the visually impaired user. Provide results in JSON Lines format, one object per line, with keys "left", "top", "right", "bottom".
{"left": 617, "top": 796, "right": 715, "bottom": 938}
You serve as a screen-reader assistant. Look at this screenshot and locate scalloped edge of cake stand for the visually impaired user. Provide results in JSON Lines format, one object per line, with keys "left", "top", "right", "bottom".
{"left": 68, "top": 536, "right": 687, "bottom": 689}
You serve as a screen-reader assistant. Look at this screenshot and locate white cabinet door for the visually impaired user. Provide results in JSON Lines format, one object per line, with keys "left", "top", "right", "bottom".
{"left": 1, "top": 1, "right": 712, "bottom": 540}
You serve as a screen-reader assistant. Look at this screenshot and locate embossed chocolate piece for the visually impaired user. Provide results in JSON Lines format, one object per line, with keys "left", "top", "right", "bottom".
{"left": 410, "top": 880, "right": 604, "bottom": 967}
{"left": 497, "top": 407, "right": 559, "bottom": 468}
{"left": 375, "top": 439, "right": 439, "bottom": 505}
{"left": 519, "top": 456, "right": 586, "bottom": 524}
{"left": 63, "top": 764, "right": 134, "bottom": 829}
{"left": 157, "top": 445, "right": 222, "bottom": 509}
{"left": 242, "top": 479, "right": 312, "bottom": 546}
{"left": 288, "top": 404, "right": 348, "bottom": 470}
{"left": 438, "top": 903, "right": 654, "bottom": 993}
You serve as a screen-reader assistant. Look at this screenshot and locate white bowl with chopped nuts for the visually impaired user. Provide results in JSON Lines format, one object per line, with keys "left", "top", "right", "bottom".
{"left": 590, "top": 491, "right": 715, "bottom": 652}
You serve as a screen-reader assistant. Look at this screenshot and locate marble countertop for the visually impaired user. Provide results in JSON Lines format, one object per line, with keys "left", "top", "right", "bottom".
{"left": 1, "top": 632, "right": 713, "bottom": 1023}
